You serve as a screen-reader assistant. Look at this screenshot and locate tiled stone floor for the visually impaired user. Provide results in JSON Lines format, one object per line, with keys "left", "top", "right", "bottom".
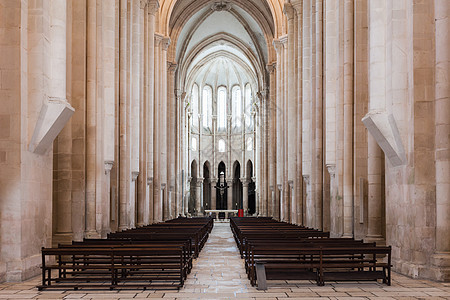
{"left": 0, "top": 222, "right": 449, "bottom": 299}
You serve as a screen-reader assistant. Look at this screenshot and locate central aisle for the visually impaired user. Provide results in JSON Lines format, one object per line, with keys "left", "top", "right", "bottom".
{"left": 184, "top": 221, "right": 252, "bottom": 293}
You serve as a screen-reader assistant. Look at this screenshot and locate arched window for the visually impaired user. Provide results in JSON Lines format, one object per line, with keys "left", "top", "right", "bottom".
{"left": 191, "top": 84, "right": 199, "bottom": 127}
{"left": 246, "top": 137, "right": 253, "bottom": 151}
{"left": 192, "top": 137, "right": 197, "bottom": 151}
{"left": 232, "top": 85, "right": 242, "bottom": 128}
{"left": 218, "top": 139, "right": 226, "bottom": 152}
{"left": 217, "top": 86, "right": 227, "bottom": 130}
{"left": 202, "top": 86, "right": 212, "bottom": 129}
{"left": 245, "top": 84, "right": 253, "bottom": 128}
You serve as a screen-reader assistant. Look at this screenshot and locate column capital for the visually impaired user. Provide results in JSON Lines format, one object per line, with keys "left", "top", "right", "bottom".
{"left": 277, "top": 184, "right": 283, "bottom": 191}
{"left": 132, "top": 171, "right": 140, "bottom": 181}
{"left": 148, "top": 0, "right": 160, "bottom": 15}
{"left": 168, "top": 61, "right": 177, "bottom": 73}
{"left": 226, "top": 178, "right": 233, "bottom": 184}
{"left": 140, "top": 0, "right": 148, "bottom": 9}
{"left": 267, "top": 62, "right": 276, "bottom": 73}
{"left": 283, "top": 3, "right": 295, "bottom": 20}
{"left": 302, "top": 175, "right": 310, "bottom": 185}
{"left": 326, "top": 164, "right": 336, "bottom": 178}
{"left": 147, "top": 177, "right": 153, "bottom": 185}
{"left": 240, "top": 178, "right": 250, "bottom": 186}
{"left": 272, "top": 39, "right": 284, "bottom": 53}
{"left": 291, "top": 0, "right": 302, "bottom": 12}
{"left": 104, "top": 160, "right": 114, "bottom": 175}
{"left": 196, "top": 178, "right": 204, "bottom": 186}
{"left": 162, "top": 37, "right": 171, "bottom": 51}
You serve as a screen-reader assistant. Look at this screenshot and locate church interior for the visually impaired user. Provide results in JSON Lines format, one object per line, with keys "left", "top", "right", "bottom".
{"left": 0, "top": 0, "right": 449, "bottom": 291}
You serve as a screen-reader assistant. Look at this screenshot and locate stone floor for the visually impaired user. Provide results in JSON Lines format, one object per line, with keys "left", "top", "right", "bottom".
{"left": 0, "top": 222, "right": 449, "bottom": 299}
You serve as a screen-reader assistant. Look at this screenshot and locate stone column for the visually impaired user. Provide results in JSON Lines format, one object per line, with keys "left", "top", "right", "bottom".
{"left": 273, "top": 39, "right": 285, "bottom": 221}
{"left": 293, "top": 0, "right": 303, "bottom": 225}
{"left": 85, "top": 0, "right": 99, "bottom": 237}
{"left": 52, "top": 0, "right": 73, "bottom": 244}
{"left": 137, "top": 0, "right": 147, "bottom": 227}
{"left": 153, "top": 34, "right": 161, "bottom": 222}
{"left": 227, "top": 179, "right": 233, "bottom": 210}
{"left": 342, "top": 0, "right": 354, "bottom": 237}
{"left": 267, "top": 63, "right": 276, "bottom": 218}
{"left": 161, "top": 37, "right": 170, "bottom": 220}
{"left": 147, "top": 1, "right": 158, "bottom": 223}
{"left": 167, "top": 62, "right": 177, "bottom": 219}
{"left": 367, "top": 134, "right": 383, "bottom": 240}
{"left": 195, "top": 178, "right": 203, "bottom": 216}
{"left": 130, "top": 171, "right": 139, "bottom": 227}
{"left": 284, "top": 3, "right": 298, "bottom": 224}
{"left": 241, "top": 179, "right": 249, "bottom": 216}
{"left": 433, "top": 0, "right": 450, "bottom": 275}
{"left": 211, "top": 179, "right": 217, "bottom": 210}
{"left": 119, "top": 0, "right": 129, "bottom": 231}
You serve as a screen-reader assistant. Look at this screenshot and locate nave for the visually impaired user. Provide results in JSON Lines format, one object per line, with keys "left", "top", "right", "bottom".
{"left": 0, "top": 222, "right": 449, "bottom": 299}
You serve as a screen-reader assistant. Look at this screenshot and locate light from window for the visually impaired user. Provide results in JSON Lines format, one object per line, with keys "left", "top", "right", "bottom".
{"left": 232, "top": 86, "right": 242, "bottom": 128}
{"left": 202, "top": 86, "right": 212, "bottom": 129}
{"left": 192, "top": 84, "right": 199, "bottom": 127}
{"left": 217, "top": 87, "right": 227, "bottom": 130}
{"left": 218, "top": 139, "right": 226, "bottom": 152}
{"left": 245, "top": 84, "right": 253, "bottom": 128}
{"left": 192, "top": 137, "right": 197, "bottom": 151}
{"left": 247, "top": 137, "right": 253, "bottom": 151}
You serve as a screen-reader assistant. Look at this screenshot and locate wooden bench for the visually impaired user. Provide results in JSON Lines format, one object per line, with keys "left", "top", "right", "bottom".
{"left": 38, "top": 246, "right": 185, "bottom": 290}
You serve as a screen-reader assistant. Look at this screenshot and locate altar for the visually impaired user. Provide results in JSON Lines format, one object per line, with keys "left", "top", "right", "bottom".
{"left": 204, "top": 209, "right": 238, "bottom": 220}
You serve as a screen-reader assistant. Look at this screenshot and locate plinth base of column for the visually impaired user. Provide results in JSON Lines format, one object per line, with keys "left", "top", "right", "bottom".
{"left": 364, "top": 235, "right": 386, "bottom": 246}
{"left": 430, "top": 252, "right": 450, "bottom": 281}
{"left": 85, "top": 230, "right": 101, "bottom": 239}
{"left": 52, "top": 233, "right": 73, "bottom": 247}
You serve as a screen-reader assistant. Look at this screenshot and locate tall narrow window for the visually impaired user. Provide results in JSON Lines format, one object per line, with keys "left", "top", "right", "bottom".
{"left": 217, "top": 86, "right": 227, "bottom": 130}
{"left": 246, "top": 137, "right": 253, "bottom": 151}
{"left": 192, "top": 137, "right": 197, "bottom": 151}
{"left": 192, "top": 84, "right": 199, "bottom": 127}
{"left": 232, "top": 85, "right": 241, "bottom": 128}
{"left": 202, "top": 86, "right": 212, "bottom": 129}
{"left": 245, "top": 84, "right": 253, "bottom": 128}
{"left": 218, "top": 139, "right": 226, "bottom": 152}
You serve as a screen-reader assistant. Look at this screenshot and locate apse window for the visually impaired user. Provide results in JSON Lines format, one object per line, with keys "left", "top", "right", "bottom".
{"left": 202, "top": 85, "right": 212, "bottom": 129}
{"left": 247, "top": 137, "right": 253, "bottom": 151}
{"left": 191, "top": 84, "right": 199, "bottom": 127}
{"left": 245, "top": 84, "right": 253, "bottom": 129}
{"left": 192, "top": 137, "right": 197, "bottom": 151}
{"left": 217, "top": 86, "right": 227, "bottom": 130}
{"left": 232, "top": 85, "right": 242, "bottom": 128}
{"left": 218, "top": 139, "right": 226, "bottom": 152}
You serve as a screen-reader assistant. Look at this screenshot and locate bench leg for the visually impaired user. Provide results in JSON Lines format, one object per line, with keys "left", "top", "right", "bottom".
{"left": 255, "top": 263, "right": 267, "bottom": 291}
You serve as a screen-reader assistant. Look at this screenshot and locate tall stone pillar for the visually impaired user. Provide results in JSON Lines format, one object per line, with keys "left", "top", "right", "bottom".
{"left": 119, "top": 0, "right": 129, "bottom": 231}
{"left": 52, "top": 0, "right": 73, "bottom": 245}
{"left": 342, "top": 0, "right": 354, "bottom": 238}
{"left": 227, "top": 179, "right": 233, "bottom": 210}
{"left": 241, "top": 179, "right": 249, "bottom": 216}
{"left": 137, "top": 0, "right": 147, "bottom": 227}
{"left": 161, "top": 37, "right": 170, "bottom": 220}
{"left": 195, "top": 178, "right": 203, "bottom": 216}
{"left": 85, "top": 0, "right": 100, "bottom": 237}
{"left": 211, "top": 179, "right": 217, "bottom": 210}
{"left": 273, "top": 39, "right": 286, "bottom": 222}
{"left": 284, "top": 3, "right": 298, "bottom": 224}
{"left": 432, "top": 0, "right": 450, "bottom": 279}
{"left": 366, "top": 134, "right": 383, "bottom": 240}
{"left": 153, "top": 34, "right": 162, "bottom": 223}
{"left": 147, "top": 1, "right": 158, "bottom": 223}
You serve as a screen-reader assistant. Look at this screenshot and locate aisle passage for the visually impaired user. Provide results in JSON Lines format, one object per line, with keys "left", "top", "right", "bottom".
{"left": 0, "top": 222, "right": 449, "bottom": 299}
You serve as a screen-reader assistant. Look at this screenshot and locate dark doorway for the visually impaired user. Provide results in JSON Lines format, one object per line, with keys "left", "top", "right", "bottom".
{"left": 233, "top": 161, "right": 243, "bottom": 210}
{"left": 216, "top": 162, "right": 227, "bottom": 209}
{"left": 247, "top": 160, "right": 256, "bottom": 215}
{"left": 189, "top": 160, "right": 198, "bottom": 215}
{"left": 203, "top": 162, "right": 211, "bottom": 211}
